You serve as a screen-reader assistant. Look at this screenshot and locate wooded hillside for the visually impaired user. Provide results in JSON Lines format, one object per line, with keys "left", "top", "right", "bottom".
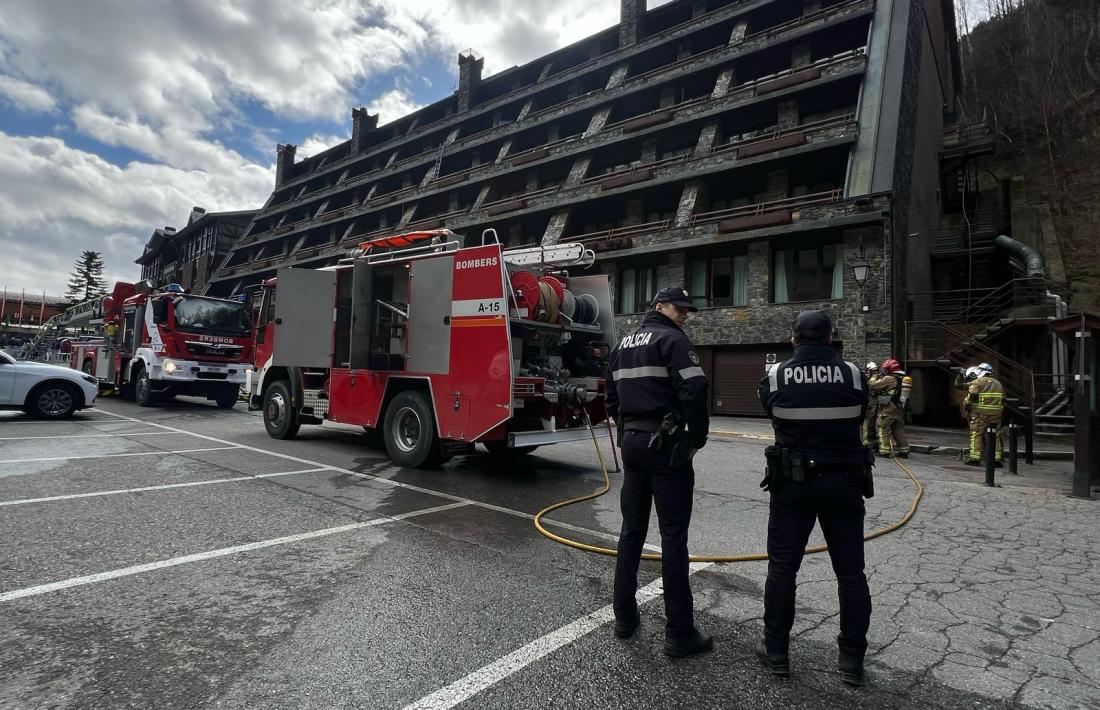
{"left": 957, "top": 0, "right": 1100, "bottom": 310}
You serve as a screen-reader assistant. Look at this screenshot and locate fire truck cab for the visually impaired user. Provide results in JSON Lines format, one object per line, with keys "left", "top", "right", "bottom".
{"left": 64, "top": 281, "right": 254, "bottom": 408}
{"left": 247, "top": 229, "right": 614, "bottom": 468}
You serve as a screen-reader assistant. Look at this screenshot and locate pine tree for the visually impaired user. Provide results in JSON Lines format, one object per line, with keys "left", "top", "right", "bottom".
{"left": 65, "top": 251, "right": 108, "bottom": 305}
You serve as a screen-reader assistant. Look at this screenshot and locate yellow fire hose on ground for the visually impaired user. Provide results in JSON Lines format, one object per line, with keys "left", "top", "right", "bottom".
{"left": 534, "top": 414, "right": 924, "bottom": 563}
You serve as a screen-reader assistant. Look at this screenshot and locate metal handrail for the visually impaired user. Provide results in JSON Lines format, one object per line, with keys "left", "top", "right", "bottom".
{"left": 690, "top": 188, "right": 842, "bottom": 224}
{"left": 712, "top": 113, "right": 857, "bottom": 155}
{"left": 572, "top": 219, "right": 672, "bottom": 243}
{"left": 582, "top": 154, "right": 688, "bottom": 184}
{"left": 602, "top": 95, "right": 709, "bottom": 131}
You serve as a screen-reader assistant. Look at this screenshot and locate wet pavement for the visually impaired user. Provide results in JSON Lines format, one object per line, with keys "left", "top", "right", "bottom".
{"left": 0, "top": 398, "right": 1097, "bottom": 709}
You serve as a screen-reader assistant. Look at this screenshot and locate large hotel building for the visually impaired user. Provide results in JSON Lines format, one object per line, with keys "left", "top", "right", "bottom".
{"left": 198, "top": 0, "right": 991, "bottom": 417}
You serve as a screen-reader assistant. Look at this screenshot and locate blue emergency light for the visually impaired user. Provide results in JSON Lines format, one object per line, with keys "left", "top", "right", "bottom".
{"left": 166, "top": 283, "right": 185, "bottom": 293}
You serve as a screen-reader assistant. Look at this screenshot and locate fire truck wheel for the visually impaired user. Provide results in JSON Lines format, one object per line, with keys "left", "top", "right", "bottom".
{"left": 263, "top": 381, "right": 300, "bottom": 439}
{"left": 483, "top": 441, "right": 539, "bottom": 457}
{"left": 134, "top": 366, "right": 157, "bottom": 407}
{"left": 214, "top": 385, "right": 238, "bottom": 409}
{"left": 383, "top": 391, "right": 442, "bottom": 468}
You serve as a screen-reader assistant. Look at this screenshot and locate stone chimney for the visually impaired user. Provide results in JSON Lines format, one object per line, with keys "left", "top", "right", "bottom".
{"left": 275, "top": 143, "right": 297, "bottom": 186}
{"left": 457, "top": 50, "right": 484, "bottom": 112}
{"left": 188, "top": 206, "right": 206, "bottom": 225}
{"left": 351, "top": 108, "right": 379, "bottom": 155}
{"left": 620, "top": 0, "right": 645, "bottom": 48}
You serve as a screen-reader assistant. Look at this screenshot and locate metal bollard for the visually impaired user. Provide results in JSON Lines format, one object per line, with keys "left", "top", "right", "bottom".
{"left": 1024, "top": 424, "right": 1034, "bottom": 465}
{"left": 984, "top": 425, "right": 997, "bottom": 487}
{"left": 1007, "top": 423, "right": 1019, "bottom": 475}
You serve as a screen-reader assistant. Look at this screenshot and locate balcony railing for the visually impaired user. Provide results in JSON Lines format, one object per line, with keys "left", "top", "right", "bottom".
{"left": 690, "top": 188, "right": 842, "bottom": 226}
{"left": 712, "top": 112, "right": 856, "bottom": 157}
{"left": 572, "top": 219, "right": 673, "bottom": 245}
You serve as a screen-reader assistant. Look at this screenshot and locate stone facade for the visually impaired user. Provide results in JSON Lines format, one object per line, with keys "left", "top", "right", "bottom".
{"left": 613, "top": 226, "right": 894, "bottom": 366}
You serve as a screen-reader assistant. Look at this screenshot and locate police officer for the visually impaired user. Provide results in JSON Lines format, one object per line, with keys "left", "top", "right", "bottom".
{"left": 605, "top": 286, "right": 711, "bottom": 658}
{"left": 965, "top": 362, "right": 1005, "bottom": 467}
{"left": 757, "top": 310, "right": 872, "bottom": 686}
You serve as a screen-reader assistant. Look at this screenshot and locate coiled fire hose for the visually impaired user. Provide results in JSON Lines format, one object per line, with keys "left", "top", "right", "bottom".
{"left": 534, "top": 411, "right": 924, "bottom": 562}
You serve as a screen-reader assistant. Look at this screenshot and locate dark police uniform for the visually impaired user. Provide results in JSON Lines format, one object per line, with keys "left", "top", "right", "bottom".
{"left": 605, "top": 287, "right": 710, "bottom": 656}
{"left": 756, "top": 310, "right": 872, "bottom": 685}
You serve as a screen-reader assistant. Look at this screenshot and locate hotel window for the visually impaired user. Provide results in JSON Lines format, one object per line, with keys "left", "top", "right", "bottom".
{"left": 773, "top": 243, "right": 843, "bottom": 303}
{"left": 687, "top": 253, "right": 748, "bottom": 308}
{"left": 617, "top": 262, "right": 668, "bottom": 314}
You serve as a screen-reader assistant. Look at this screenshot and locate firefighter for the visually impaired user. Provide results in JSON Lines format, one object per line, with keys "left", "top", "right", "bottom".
{"left": 965, "top": 362, "right": 1005, "bottom": 467}
{"left": 757, "top": 310, "right": 873, "bottom": 686}
{"left": 604, "top": 286, "right": 712, "bottom": 658}
{"left": 871, "top": 359, "right": 910, "bottom": 458}
{"left": 862, "top": 362, "right": 880, "bottom": 446}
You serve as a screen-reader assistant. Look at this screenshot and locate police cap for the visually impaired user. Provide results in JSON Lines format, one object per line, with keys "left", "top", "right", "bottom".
{"left": 653, "top": 287, "right": 698, "bottom": 312}
{"left": 791, "top": 310, "right": 832, "bottom": 342}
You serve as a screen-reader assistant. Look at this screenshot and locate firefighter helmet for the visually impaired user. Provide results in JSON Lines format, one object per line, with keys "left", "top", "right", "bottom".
{"left": 880, "top": 358, "right": 902, "bottom": 374}
{"left": 976, "top": 362, "right": 994, "bottom": 376}
{"left": 865, "top": 361, "right": 879, "bottom": 372}
{"left": 964, "top": 366, "right": 980, "bottom": 381}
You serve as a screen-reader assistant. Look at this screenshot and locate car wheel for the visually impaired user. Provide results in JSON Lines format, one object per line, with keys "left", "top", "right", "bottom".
{"left": 383, "top": 391, "right": 442, "bottom": 468}
{"left": 28, "top": 382, "right": 80, "bottom": 419}
{"left": 263, "top": 381, "right": 300, "bottom": 439}
{"left": 134, "top": 366, "right": 156, "bottom": 407}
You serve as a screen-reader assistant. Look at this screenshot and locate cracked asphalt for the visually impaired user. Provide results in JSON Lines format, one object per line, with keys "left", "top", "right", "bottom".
{"left": 0, "top": 398, "right": 1097, "bottom": 709}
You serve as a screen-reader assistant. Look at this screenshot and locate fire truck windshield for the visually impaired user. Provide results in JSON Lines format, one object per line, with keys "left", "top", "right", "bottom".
{"left": 172, "top": 296, "right": 252, "bottom": 336}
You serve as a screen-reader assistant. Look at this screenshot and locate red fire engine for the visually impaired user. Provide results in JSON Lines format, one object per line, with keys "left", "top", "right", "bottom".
{"left": 60, "top": 281, "right": 254, "bottom": 408}
{"left": 246, "top": 229, "right": 614, "bottom": 468}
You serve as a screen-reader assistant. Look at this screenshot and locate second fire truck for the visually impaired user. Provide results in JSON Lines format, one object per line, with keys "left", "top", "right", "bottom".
{"left": 246, "top": 229, "right": 614, "bottom": 467}
{"left": 62, "top": 281, "right": 254, "bottom": 408}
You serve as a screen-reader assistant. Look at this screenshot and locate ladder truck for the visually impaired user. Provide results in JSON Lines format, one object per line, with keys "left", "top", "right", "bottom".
{"left": 57, "top": 281, "right": 254, "bottom": 408}
{"left": 246, "top": 229, "right": 614, "bottom": 468}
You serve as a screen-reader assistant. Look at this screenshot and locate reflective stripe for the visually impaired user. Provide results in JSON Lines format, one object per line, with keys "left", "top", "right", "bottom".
{"left": 612, "top": 366, "right": 669, "bottom": 381}
{"left": 847, "top": 362, "right": 862, "bottom": 391}
{"left": 771, "top": 405, "right": 863, "bottom": 420}
{"left": 678, "top": 366, "right": 705, "bottom": 380}
{"left": 767, "top": 363, "right": 780, "bottom": 392}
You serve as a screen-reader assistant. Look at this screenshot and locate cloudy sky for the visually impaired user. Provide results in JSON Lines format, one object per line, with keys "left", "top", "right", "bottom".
{"left": 0, "top": 0, "right": 678, "bottom": 296}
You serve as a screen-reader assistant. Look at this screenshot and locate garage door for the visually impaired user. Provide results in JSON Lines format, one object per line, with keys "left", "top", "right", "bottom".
{"left": 711, "top": 346, "right": 793, "bottom": 416}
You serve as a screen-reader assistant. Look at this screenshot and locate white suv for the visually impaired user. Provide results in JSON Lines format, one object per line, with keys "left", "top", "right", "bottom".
{"left": 0, "top": 350, "right": 99, "bottom": 418}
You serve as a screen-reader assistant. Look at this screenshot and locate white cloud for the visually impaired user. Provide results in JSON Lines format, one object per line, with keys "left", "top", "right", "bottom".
{"left": 299, "top": 131, "right": 351, "bottom": 159}
{"left": 0, "top": 0, "right": 685, "bottom": 296}
{"left": 0, "top": 74, "right": 56, "bottom": 112}
{"left": 0, "top": 0, "right": 419, "bottom": 125}
{"left": 367, "top": 89, "right": 425, "bottom": 125}
{"left": 0, "top": 131, "right": 273, "bottom": 294}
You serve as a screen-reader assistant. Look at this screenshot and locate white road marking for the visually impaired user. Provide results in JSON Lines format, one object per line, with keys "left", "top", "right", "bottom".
{"left": 402, "top": 562, "right": 714, "bottom": 710}
{"left": 0, "top": 468, "right": 333, "bottom": 507}
{"left": 0, "top": 431, "right": 165, "bottom": 440}
{"left": 94, "top": 409, "right": 635, "bottom": 548}
{"left": 0, "top": 501, "right": 469, "bottom": 603}
{"left": 0, "top": 415, "right": 118, "bottom": 424}
{"left": 0, "top": 446, "right": 238, "bottom": 464}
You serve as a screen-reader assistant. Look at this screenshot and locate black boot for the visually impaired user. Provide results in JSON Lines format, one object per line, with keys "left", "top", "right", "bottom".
{"left": 754, "top": 640, "right": 791, "bottom": 677}
{"left": 838, "top": 652, "right": 865, "bottom": 687}
{"left": 965, "top": 459, "right": 982, "bottom": 467}
{"left": 613, "top": 610, "right": 640, "bottom": 639}
{"left": 663, "top": 628, "right": 713, "bottom": 658}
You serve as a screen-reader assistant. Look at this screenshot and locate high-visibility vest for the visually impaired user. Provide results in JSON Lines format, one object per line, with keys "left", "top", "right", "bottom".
{"left": 968, "top": 376, "right": 1005, "bottom": 414}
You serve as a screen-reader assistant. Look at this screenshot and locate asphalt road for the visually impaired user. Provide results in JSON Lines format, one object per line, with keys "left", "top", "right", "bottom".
{"left": 1, "top": 397, "right": 1096, "bottom": 709}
